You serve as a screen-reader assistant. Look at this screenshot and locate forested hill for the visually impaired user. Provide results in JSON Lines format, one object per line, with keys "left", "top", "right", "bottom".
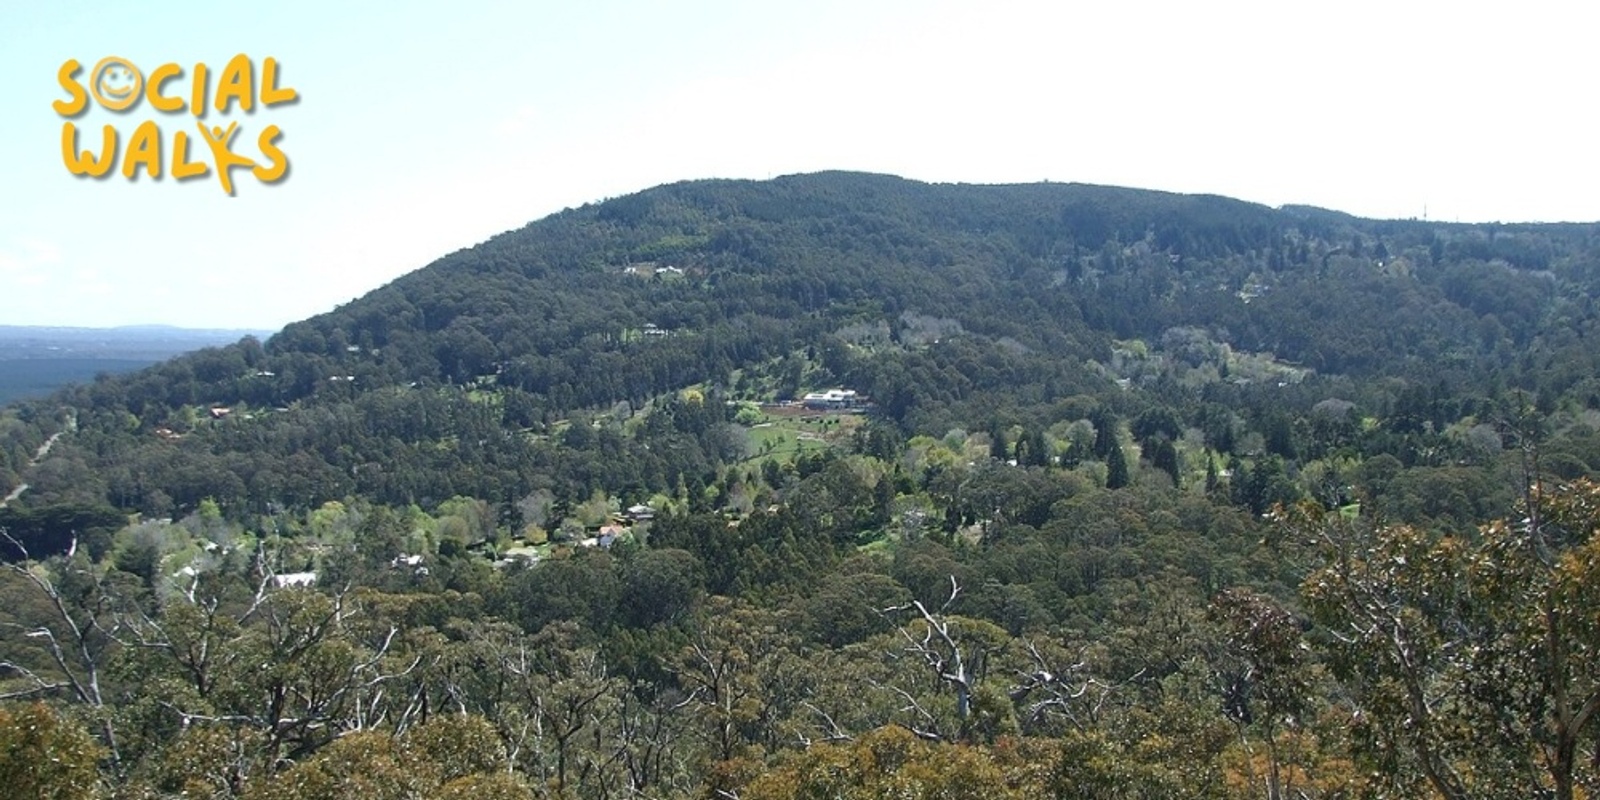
{"left": 7, "top": 173, "right": 1600, "bottom": 796}
{"left": 5, "top": 171, "right": 1595, "bottom": 518}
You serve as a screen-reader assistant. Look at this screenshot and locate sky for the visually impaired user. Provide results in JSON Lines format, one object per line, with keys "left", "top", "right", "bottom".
{"left": 1, "top": 1, "right": 1596, "bottom": 330}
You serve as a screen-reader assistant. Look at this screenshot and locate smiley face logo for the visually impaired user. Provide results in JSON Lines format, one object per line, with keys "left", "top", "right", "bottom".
{"left": 89, "top": 56, "right": 143, "bottom": 111}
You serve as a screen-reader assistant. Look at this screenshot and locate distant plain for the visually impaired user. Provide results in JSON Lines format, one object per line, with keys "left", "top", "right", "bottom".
{"left": 0, "top": 326, "right": 270, "bottom": 404}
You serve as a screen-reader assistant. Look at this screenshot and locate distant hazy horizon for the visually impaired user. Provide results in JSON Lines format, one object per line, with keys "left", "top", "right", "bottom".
{"left": 0, "top": 324, "right": 276, "bottom": 335}
{"left": 0, "top": 324, "right": 266, "bottom": 403}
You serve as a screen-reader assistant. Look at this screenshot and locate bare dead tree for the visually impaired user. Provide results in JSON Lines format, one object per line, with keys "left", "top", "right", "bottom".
{"left": 1008, "top": 639, "right": 1143, "bottom": 731}
{"left": 0, "top": 530, "right": 128, "bottom": 770}
{"left": 879, "top": 576, "right": 989, "bottom": 740}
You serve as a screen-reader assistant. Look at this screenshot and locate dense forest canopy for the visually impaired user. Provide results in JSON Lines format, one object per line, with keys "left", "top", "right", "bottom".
{"left": 4, "top": 171, "right": 1600, "bottom": 798}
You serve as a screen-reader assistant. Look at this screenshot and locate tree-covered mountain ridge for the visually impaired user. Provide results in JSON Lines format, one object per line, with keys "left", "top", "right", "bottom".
{"left": 297, "top": 168, "right": 1587, "bottom": 381}
{"left": 277, "top": 169, "right": 1599, "bottom": 391}
{"left": 5, "top": 170, "right": 1600, "bottom": 516}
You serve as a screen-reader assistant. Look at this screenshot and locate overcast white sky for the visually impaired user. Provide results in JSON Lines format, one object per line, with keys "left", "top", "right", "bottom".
{"left": 1, "top": 1, "right": 1596, "bottom": 329}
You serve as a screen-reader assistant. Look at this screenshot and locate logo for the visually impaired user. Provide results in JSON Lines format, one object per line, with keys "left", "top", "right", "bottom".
{"left": 89, "top": 57, "right": 144, "bottom": 111}
{"left": 53, "top": 54, "right": 297, "bottom": 196}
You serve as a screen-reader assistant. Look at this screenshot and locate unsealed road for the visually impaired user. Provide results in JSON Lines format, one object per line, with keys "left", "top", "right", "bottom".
{"left": 0, "top": 430, "right": 63, "bottom": 509}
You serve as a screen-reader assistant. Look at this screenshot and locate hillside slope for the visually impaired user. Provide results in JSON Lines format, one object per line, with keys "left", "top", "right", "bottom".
{"left": 2, "top": 171, "right": 1596, "bottom": 518}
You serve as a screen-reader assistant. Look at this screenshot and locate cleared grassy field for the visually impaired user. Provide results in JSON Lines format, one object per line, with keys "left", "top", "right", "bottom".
{"left": 743, "top": 409, "right": 863, "bottom": 463}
